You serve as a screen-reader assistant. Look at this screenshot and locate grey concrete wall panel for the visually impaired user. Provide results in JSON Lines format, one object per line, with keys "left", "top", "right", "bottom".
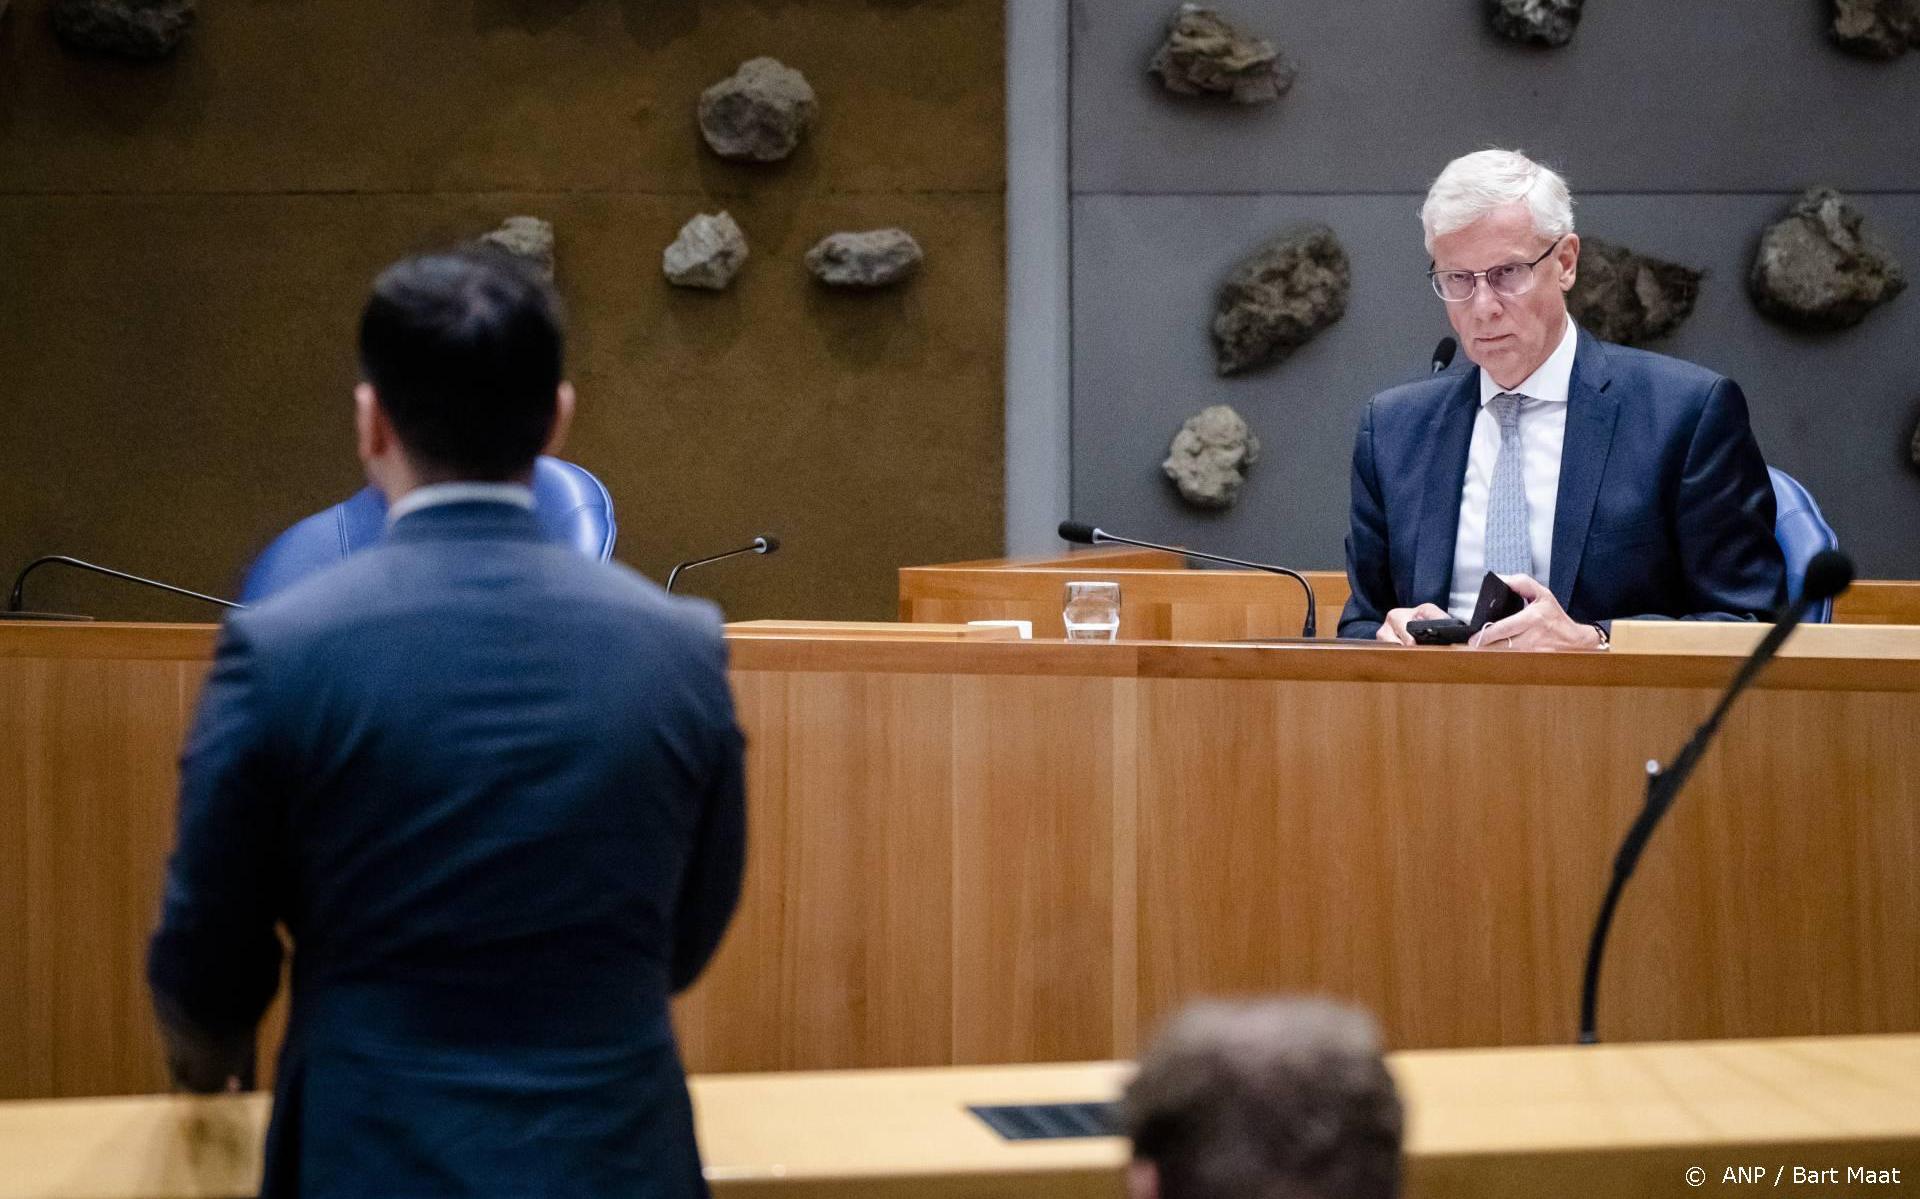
{"left": 1072, "top": 0, "right": 1920, "bottom": 195}
{"left": 1070, "top": 193, "right": 1920, "bottom": 577}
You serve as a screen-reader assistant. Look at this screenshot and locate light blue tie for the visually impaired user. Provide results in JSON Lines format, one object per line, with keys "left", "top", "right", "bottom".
{"left": 1484, "top": 392, "right": 1533, "bottom": 577}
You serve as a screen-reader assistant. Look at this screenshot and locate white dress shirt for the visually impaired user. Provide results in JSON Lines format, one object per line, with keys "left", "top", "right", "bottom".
{"left": 387, "top": 481, "right": 535, "bottom": 525}
{"left": 1448, "top": 316, "right": 1579, "bottom": 620}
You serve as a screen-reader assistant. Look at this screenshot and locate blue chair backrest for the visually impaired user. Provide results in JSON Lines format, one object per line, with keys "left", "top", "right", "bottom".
{"left": 240, "top": 457, "right": 617, "bottom": 603}
{"left": 1768, "top": 466, "right": 1838, "bottom": 623}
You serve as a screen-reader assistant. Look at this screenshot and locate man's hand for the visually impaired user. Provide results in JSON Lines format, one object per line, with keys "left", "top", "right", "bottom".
{"left": 1469, "top": 574, "right": 1604, "bottom": 651}
{"left": 1377, "top": 603, "right": 1450, "bottom": 646}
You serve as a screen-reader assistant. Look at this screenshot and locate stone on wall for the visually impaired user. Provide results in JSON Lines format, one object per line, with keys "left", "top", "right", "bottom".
{"left": 1211, "top": 224, "right": 1349, "bottom": 375}
{"left": 51, "top": 0, "right": 197, "bottom": 60}
{"left": 1148, "top": 4, "right": 1295, "bottom": 104}
{"left": 1163, "top": 404, "right": 1260, "bottom": 509}
{"left": 664, "top": 212, "right": 750, "bottom": 291}
{"left": 1831, "top": 0, "right": 1920, "bottom": 58}
{"left": 1486, "top": 0, "right": 1583, "bottom": 47}
{"left": 698, "top": 57, "right": 818, "bottom": 163}
{"left": 805, "top": 229, "right": 923, "bottom": 289}
{"left": 1749, "top": 188, "right": 1905, "bottom": 331}
{"left": 1566, "top": 239, "right": 1703, "bottom": 346}
{"left": 480, "top": 216, "right": 556, "bottom": 282}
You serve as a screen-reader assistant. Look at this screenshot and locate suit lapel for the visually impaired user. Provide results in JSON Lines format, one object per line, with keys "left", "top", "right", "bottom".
{"left": 1548, "top": 331, "right": 1620, "bottom": 604}
{"left": 1410, "top": 369, "right": 1481, "bottom": 606}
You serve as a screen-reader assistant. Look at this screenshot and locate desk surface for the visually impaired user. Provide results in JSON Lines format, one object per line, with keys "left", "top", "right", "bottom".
{"left": 1, "top": 1036, "right": 1915, "bottom": 1199}
{"left": 12, "top": 620, "right": 1914, "bottom": 693}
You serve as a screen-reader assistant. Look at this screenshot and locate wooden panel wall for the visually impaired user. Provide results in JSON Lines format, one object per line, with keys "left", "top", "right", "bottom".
{"left": 0, "top": 633, "right": 210, "bottom": 1098}
{"left": 6, "top": 626, "right": 1917, "bottom": 1099}
{"left": 0, "top": 1, "right": 1004, "bottom": 624}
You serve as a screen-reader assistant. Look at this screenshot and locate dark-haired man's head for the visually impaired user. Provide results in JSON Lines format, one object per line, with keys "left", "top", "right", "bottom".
{"left": 1123, "top": 998, "right": 1404, "bottom": 1199}
{"left": 355, "top": 249, "right": 574, "bottom": 497}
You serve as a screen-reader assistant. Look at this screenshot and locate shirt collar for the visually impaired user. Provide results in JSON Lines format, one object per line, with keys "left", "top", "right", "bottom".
{"left": 1478, "top": 315, "right": 1580, "bottom": 407}
{"left": 388, "top": 481, "right": 536, "bottom": 526}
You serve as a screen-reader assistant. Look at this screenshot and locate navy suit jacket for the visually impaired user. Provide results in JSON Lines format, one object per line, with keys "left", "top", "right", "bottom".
{"left": 149, "top": 501, "right": 746, "bottom": 1199}
{"left": 1340, "top": 330, "right": 1786, "bottom": 639}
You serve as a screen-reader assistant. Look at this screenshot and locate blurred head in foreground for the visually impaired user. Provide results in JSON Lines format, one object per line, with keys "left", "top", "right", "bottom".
{"left": 1122, "top": 997, "right": 1404, "bottom": 1199}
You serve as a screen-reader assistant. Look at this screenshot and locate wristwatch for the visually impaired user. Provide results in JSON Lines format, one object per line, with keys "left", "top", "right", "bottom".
{"left": 1589, "top": 622, "right": 1611, "bottom": 650}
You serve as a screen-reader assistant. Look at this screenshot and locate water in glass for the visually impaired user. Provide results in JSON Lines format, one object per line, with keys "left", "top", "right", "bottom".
{"left": 1063, "top": 581, "right": 1121, "bottom": 642}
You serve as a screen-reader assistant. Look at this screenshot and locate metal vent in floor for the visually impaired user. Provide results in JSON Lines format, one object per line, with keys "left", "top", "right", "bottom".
{"left": 967, "top": 1101, "right": 1119, "bottom": 1141}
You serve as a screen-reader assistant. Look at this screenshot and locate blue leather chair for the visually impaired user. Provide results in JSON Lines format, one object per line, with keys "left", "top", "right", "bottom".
{"left": 1768, "top": 466, "right": 1839, "bottom": 623}
{"left": 240, "top": 457, "right": 617, "bottom": 603}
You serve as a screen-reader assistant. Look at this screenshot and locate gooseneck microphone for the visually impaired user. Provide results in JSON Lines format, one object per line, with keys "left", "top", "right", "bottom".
{"left": 6, "top": 555, "right": 242, "bottom": 619}
{"left": 1431, "top": 336, "right": 1458, "bottom": 375}
{"left": 1058, "top": 521, "right": 1317, "bottom": 638}
{"left": 1577, "top": 549, "right": 1854, "bottom": 1045}
{"left": 664, "top": 536, "right": 780, "bottom": 595}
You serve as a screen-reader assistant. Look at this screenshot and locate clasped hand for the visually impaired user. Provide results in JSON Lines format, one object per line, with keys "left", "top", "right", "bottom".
{"left": 1376, "top": 574, "right": 1602, "bottom": 650}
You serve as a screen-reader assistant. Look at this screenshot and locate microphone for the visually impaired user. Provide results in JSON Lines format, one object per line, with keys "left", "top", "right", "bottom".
{"left": 665, "top": 536, "right": 780, "bottom": 595}
{"left": 1058, "top": 521, "right": 1316, "bottom": 638}
{"left": 1431, "top": 336, "right": 1458, "bottom": 375}
{"left": 5, "top": 555, "right": 242, "bottom": 620}
{"left": 1576, "top": 549, "right": 1854, "bottom": 1044}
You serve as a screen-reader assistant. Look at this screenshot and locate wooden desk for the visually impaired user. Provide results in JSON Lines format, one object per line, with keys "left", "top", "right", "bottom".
{"left": 4, "top": 624, "right": 1918, "bottom": 1101}
{"left": 899, "top": 548, "right": 1351, "bottom": 640}
{"left": 1834, "top": 579, "right": 1920, "bottom": 626}
{"left": 726, "top": 620, "right": 1019, "bottom": 641}
{"left": 1612, "top": 619, "right": 1920, "bottom": 658}
{"left": 3, "top": 1036, "right": 1915, "bottom": 1199}
{"left": 903, "top": 550, "right": 1920, "bottom": 637}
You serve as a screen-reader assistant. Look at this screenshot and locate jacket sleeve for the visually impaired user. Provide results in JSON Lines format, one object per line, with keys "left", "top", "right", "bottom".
{"left": 669, "top": 631, "right": 748, "bottom": 994}
{"left": 1339, "top": 398, "right": 1395, "bottom": 640}
{"left": 147, "top": 617, "right": 285, "bottom": 1091}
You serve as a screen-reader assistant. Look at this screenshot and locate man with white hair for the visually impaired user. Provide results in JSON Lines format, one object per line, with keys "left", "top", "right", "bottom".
{"left": 1340, "top": 148, "right": 1785, "bottom": 646}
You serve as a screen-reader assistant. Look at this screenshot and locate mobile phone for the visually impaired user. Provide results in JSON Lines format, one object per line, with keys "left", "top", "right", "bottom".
{"left": 1408, "top": 617, "right": 1470, "bottom": 645}
{"left": 1405, "top": 574, "right": 1525, "bottom": 646}
{"left": 1468, "top": 571, "right": 1525, "bottom": 632}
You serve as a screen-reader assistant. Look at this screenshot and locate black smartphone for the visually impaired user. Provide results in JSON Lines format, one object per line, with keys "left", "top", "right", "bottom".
{"left": 1468, "top": 571, "right": 1525, "bottom": 631}
{"left": 1408, "top": 617, "right": 1470, "bottom": 645}
{"left": 1405, "top": 574, "right": 1525, "bottom": 646}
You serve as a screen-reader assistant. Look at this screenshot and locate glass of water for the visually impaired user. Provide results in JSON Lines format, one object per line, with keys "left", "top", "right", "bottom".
{"left": 1063, "top": 581, "right": 1121, "bottom": 642}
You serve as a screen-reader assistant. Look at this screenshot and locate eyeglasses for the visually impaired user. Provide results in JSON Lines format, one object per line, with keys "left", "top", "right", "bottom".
{"left": 1427, "top": 237, "right": 1563, "bottom": 302}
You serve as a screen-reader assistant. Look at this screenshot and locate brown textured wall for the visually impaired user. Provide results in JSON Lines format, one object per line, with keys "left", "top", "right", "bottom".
{"left": 0, "top": 0, "right": 1004, "bottom": 621}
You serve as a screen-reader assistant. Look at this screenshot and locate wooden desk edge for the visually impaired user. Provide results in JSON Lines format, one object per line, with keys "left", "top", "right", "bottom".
{"left": 728, "top": 636, "right": 1920, "bottom": 692}
{"left": 7, "top": 1038, "right": 1918, "bottom": 1199}
{"left": 0, "top": 622, "right": 220, "bottom": 660}
{"left": 9, "top": 623, "right": 1919, "bottom": 692}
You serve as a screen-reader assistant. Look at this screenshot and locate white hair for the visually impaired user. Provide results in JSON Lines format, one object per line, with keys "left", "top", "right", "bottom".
{"left": 1420, "top": 149, "right": 1574, "bottom": 255}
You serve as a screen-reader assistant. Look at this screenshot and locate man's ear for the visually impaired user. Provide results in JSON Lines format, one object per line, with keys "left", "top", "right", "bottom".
{"left": 355, "top": 383, "right": 384, "bottom": 466}
{"left": 1127, "top": 1159, "right": 1161, "bottom": 1199}
{"left": 357, "top": 383, "right": 410, "bottom": 499}
{"left": 1556, "top": 232, "right": 1580, "bottom": 292}
{"left": 543, "top": 382, "right": 576, "bottom": 458}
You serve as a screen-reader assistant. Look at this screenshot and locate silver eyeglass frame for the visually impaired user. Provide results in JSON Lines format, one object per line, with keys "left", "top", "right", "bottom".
{"left": 1427, "top": 236, "right": 1565, "bottom": 303}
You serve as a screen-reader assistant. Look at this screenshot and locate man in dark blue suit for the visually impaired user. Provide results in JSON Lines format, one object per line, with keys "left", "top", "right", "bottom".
{"left": 1342, "top": 149, "right": 1785, "bottom": 647}
{"left": 149, "top": 250, "right": 746, "bottom": 1197}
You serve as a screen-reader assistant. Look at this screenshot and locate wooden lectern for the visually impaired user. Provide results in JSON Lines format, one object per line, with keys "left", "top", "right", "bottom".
{"left": 4, "top": 563, "right": 1919, "bottom": 1100}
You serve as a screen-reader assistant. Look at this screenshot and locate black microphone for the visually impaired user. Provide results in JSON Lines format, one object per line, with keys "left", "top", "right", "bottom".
{"left": 1431, "top": 336, "right": 1458, "bottom": 375}
{"left": 5, "top": 555, "right": 242, "bottom": 620}
{"left": 1058, "top": 521, "right": 1317, "bottom": 638}
{"left": 1576, "top": 549, "right": 1854, "bottom": 1044}
{"left": 665, "top": 536, "right": 780, "bottom": 595}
